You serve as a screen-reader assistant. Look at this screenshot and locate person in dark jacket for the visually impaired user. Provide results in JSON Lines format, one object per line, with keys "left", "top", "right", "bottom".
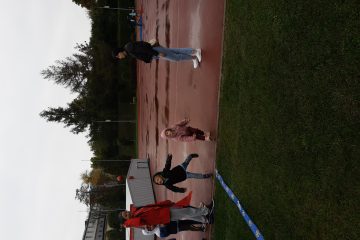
{"left": 153, "top": 154, "right": 213, "bottom": 193}
{"left": 112, "top": 40, "right": 202, "bottom": 68}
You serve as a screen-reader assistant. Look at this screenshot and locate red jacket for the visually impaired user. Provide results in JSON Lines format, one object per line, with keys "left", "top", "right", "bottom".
{"left": 123, "top": 192, "right": 192, "bottom": 227}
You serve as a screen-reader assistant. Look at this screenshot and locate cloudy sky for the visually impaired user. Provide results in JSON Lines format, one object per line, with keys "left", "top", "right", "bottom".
{"left": 0, "top": 0, "right": 93, "bottom": 239}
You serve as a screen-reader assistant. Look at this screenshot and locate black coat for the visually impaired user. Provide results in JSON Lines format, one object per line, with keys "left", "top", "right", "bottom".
{"left": 160, "top": 155, "right": 187, "bottom": 193}
{"left": 124, "top": 41, "right": 159, "bottom": 63}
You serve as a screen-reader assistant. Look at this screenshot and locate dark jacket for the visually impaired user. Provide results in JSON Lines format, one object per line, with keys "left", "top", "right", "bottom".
{"left": 160, "top": 155, "right": 187, "bottom": 193}
{"left": 124, "top": 41, "right": 159, "bottom": 63}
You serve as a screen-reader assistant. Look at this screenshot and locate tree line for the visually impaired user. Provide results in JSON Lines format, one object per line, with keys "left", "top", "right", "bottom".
{"left": 41, "top": 0, "right": 135, "bottom": 238}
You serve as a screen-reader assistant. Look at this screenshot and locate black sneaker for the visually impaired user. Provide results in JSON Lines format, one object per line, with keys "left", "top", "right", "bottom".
{"left": 204, "top": 173, "right": 213, "bottom": 179}
{"left": 190, "top": 153, "right": 199, "bottom": 158}
{"left": 201, "top": 223, "right": 207, "bottom": 232}
{"left": 207, "top": 211, "right": 215, "bottom": 224}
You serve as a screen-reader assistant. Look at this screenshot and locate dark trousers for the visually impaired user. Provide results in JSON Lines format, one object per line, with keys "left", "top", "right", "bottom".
{"left": 160, "top": 220, "right": 203, "bottom": 237}
{"left": 189, "top": 127, "right": 206, "bottom": 140}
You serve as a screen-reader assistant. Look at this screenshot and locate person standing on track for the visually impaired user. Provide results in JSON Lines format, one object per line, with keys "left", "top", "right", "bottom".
{"left": 153, "top": 153, "right": 213, "bottom": 193}
{"left": 112, "top": 40, "right": 202, "bottom": 68}
{"left": 119, "top": 192, "right": 212, "bottom": 228}
{"left": 160, "top": 118, "right": 213, "bottom": 142}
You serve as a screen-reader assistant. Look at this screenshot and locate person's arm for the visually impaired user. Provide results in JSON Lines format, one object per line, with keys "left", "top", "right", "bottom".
{"left": 166, "top": 183, "right": 186, "bottom": 193}
{"left": 135, "top": 41, "right": 153, "bottom": 48}
{"left": 123, "top": 217, "right": 142, "bottom": 227}
{"left": 176, "top": 118, "right": 190, "bottom": 127}
{"left": 145, "top": 225, "right": 155, "bottom": 231}
{"left": 148, "top": 39, "right": 159, "bottom": 46}
{"left": 163, "top": 154, "right": 172, "bottom": 172}
{"left": 141, "top": 229, "right": 152, "bottom": 235}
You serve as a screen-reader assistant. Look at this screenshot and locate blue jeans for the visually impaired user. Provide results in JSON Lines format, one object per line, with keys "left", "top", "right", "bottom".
{"left": 180, "top": 155, "right": 210, "bottom": 179}
{"left": 153, "top": 47, "right": 194, "bottom": 61}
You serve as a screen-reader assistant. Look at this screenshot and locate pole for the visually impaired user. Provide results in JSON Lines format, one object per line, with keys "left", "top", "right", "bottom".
{"left": 97, "top": 6, "right": 134, "bottom": 11}
{"left": 81, "top": 159, "right": 132, "bottom": 162}
{"left": 93, "top": 120, "right": 136, "bottom": 123}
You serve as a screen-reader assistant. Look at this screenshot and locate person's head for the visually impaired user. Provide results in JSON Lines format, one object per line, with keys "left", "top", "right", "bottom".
{"left": 160, "top": 128, "right": 175, "bottom": 139}
{"left": 119, "top": 210, "right": 132, "bottom": 220}
{"left": 112, "top": 48, "right": 127, "bottom": 60}
{"left": 153, "top": 173, "right": 165, "bottom": 185}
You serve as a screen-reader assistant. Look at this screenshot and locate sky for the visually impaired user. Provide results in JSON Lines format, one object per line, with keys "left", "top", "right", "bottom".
{"left": 0, "top": 0, "right": 93, "bottom": 239}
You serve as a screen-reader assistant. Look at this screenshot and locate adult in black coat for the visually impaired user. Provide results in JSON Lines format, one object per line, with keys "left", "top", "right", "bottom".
{"left": 113, "top": 40, "right": 202, "bottom": 68}
{"left": 153, "top": 153, "right": 213, "bottom": 193}
{"left": 113, "top": 41, "right": 158, "bottom": 63}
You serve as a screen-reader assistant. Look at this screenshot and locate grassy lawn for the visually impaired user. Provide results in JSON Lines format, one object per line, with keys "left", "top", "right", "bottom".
{"left": 214, "top": 0, "right": 360, "bottom": 239}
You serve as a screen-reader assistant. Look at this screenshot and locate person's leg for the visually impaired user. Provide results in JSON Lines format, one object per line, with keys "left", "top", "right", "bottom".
{"left": 188, "top": 127, "right": 206, "bottom": 141}
{"left": 192, "top": 128, "right": 205, "bottom": 135}
{"left": 169, "top": 48, "right": 202, "bottom": 63}
{"left": 153, "top": 47, "right": 194, "bottom": 61}
{"left": 196, "top": 131, "right": 212, "bottom": 141}
{"left": 195, "top": 135, "right": 206, "bottom": 141}
{"left": 180, "top": 153, "right": 199, "bottom": 170}
{"left": 168, "top": 48, "right": 195, "bottom": 55}
{"left": 170, "top": 207, "right": 209, "bottom": 223}
{"left": 186, "top": 172, "right": 213, "bottom": 179}
{"left": 159, "top": 226, "right": 170, "bottom": 238}
{"left": 177, "top": 220, "right": 204, "bottom": 232}
{"left": 163, "top": 221, "right": 178, "bottom": 235}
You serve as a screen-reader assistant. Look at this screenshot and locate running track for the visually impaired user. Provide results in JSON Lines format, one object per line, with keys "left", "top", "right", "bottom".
{"left": 136, "top": 0, "right": 225, "bottom": 239}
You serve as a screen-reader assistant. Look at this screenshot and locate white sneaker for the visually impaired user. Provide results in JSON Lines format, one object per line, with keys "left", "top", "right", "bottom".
{"left": 195, "top": 48, "right": 202, "bottom": 62}
{"left": 192, "top": 58, "right": 199, "bottom": 69}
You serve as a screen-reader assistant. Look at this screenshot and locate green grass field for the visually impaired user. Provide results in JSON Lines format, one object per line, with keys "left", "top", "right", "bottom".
{"left": 214, "top": 0, "right": 360, "bottom": 239}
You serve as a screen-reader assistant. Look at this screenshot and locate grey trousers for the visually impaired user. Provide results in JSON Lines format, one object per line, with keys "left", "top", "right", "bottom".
{"left": 170, "top": 207, "right": 209, "bottom": 223}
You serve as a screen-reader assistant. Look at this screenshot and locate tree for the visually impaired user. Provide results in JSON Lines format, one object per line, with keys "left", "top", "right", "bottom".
{"left": 72, "top": 0, "right": 96, "bottom": 9}
{"left": 75, "top": 183, "right": 92, "bottom": 206}
{"left": 75, "top": 184, "right": 126, "bottom": 207}
{"left": 41, "top": 42, "right": 92, "bottom": 93}
{"left": 106, "top": 229, "right": 125, "bottom": 240}
{"left": 81, "top": 168, "right": 119, "bottom": 186}
{"left": 39, "top": 96, "right": 93, "bottom": 134}
{"left": 107, "top": 211, "right": 122, "bottom": 229}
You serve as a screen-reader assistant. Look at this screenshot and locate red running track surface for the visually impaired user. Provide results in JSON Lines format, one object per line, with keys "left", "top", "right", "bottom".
{"left": 136, "top": 0, "right": 225, "bottom": 239}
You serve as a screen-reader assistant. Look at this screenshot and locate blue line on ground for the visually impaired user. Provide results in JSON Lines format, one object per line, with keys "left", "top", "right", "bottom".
{"left": 215, "top": 169, "right": 265, "bottom": 240}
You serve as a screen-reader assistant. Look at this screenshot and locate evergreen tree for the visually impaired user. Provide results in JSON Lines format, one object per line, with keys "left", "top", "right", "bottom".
{"left": 39, "top": 96, "right": 93, "bottom": 134}
{"left": 41, "top": 42, "right": 93, "bottom": 93}
{"left": 72, "top": 0, "right": 96, "bottom": 10}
